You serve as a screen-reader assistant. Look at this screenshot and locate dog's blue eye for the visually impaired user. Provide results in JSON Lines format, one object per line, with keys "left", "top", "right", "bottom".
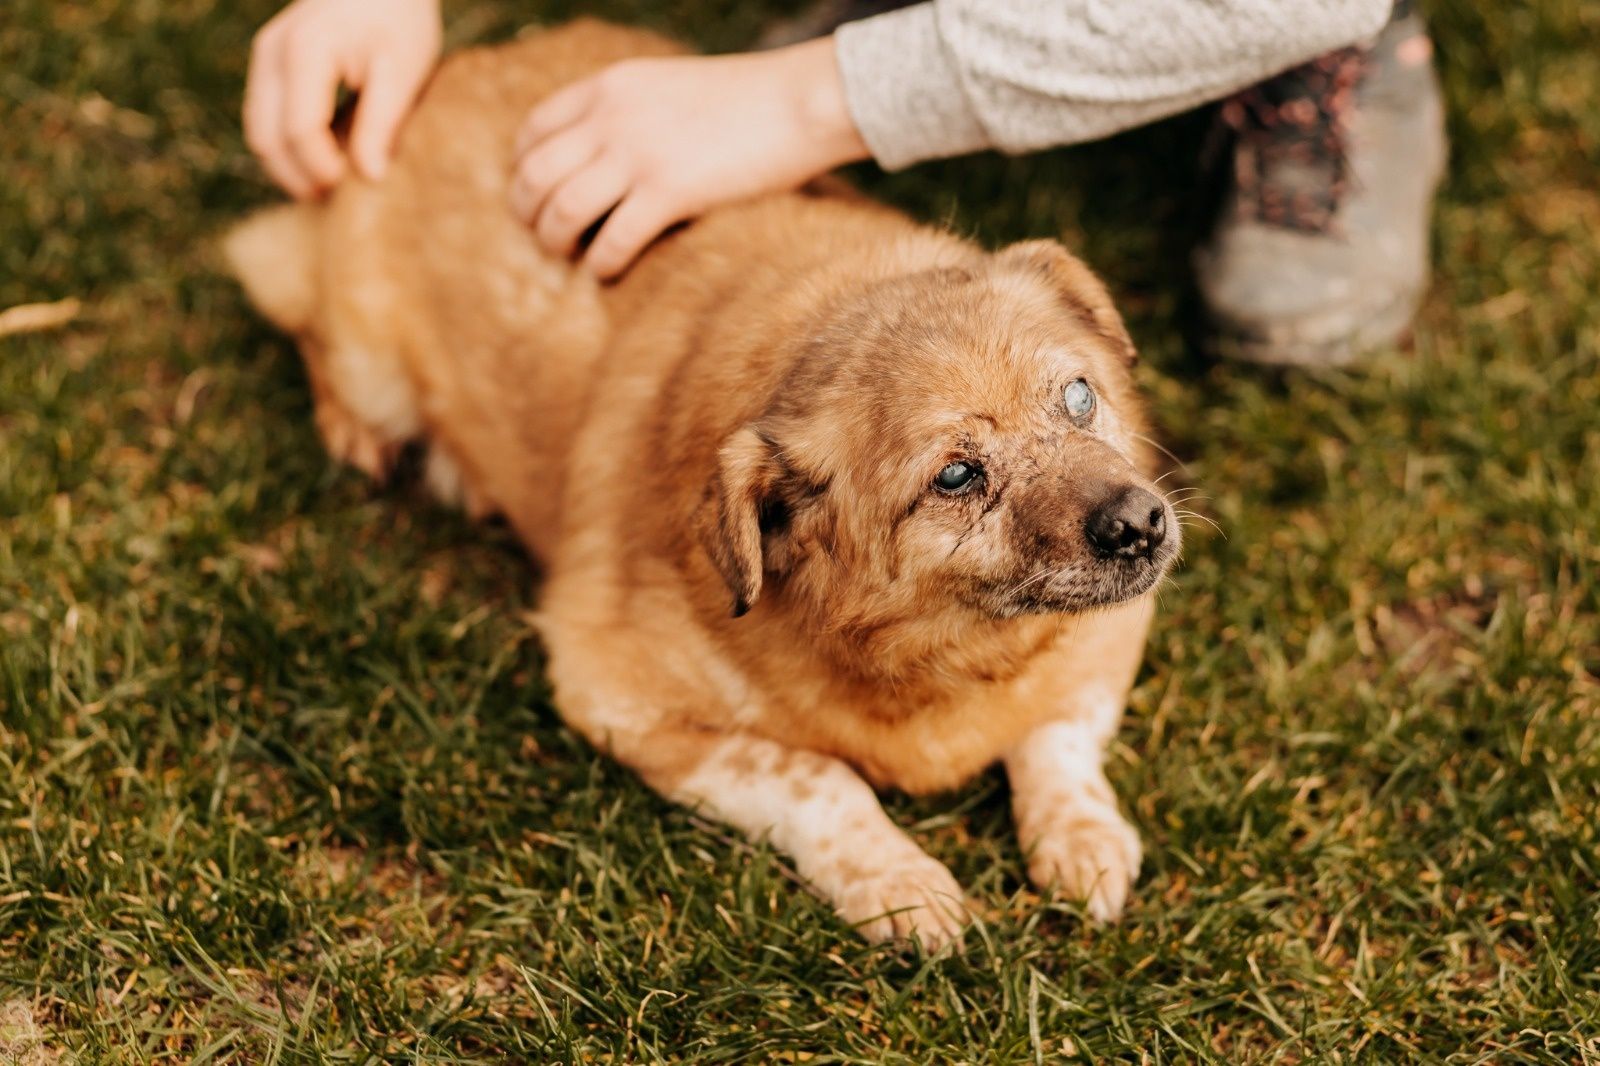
{"left": 934, "top": 461, "right": 981, "bottom": 494}
{"left": 1064, "top": 378, "right": 1096, "bottom": 421}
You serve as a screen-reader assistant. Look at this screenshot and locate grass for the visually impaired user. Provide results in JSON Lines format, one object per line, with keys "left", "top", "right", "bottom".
{"left": 2, "top": 0, "right": 1597, "bottom": 1060}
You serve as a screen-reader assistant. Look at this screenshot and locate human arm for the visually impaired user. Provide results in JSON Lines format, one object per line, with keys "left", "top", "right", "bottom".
{"left": 834, "top": 0, "right": 1394, "bottom": 169}
{"left": 510, "top": 0, "right": 1392, "bottom": 278}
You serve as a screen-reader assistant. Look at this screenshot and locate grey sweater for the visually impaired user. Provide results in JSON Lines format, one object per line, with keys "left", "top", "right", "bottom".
{"left": 833, "top": 0, "right": 1392, "bottom": 170}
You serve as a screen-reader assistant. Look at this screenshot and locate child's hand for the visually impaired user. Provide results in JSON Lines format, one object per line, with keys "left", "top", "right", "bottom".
{"left": 509, "top": 37, "right": 869, "bottom": 280}
{"left": 244, "top": 0, "right": 441, "bottom": 198}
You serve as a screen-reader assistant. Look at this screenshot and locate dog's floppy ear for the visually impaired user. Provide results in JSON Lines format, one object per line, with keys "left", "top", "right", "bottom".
{"left": 220, "top": 204, "right": 321, "bottom": 334}
{"left": 998, "top": 239, "right": 1137, "bottom": 364}
{"left": 694, "top": 426, "right": 788, "bottom": 618}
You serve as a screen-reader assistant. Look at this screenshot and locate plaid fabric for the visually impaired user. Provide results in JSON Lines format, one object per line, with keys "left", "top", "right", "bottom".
{"left": 1219, "top": 44, "right": 1370, "bottom": 233}
{"left": 1219, "top": 0, "right": 1416, "bottom": 233}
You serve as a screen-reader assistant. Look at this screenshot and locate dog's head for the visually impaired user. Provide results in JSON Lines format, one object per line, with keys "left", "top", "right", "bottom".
{"left": 695, "top": 239, "right": 1180, "bottom": 623}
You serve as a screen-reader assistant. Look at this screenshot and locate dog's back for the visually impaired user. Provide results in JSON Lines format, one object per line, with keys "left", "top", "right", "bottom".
{"left": 223, "top": 20, "right": 682, "bottom": 552}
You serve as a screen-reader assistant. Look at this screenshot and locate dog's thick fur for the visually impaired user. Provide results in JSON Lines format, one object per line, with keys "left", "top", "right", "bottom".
{"left": 224, "top": 20, "right": 1182, "bottom": 947}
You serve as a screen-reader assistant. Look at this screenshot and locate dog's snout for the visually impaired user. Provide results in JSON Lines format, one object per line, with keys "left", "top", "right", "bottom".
{"left": 1084, "top": 486, "right": 1166, "bottom": 560}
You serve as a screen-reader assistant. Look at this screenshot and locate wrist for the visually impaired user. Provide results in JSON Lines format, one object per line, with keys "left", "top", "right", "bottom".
{"left": 782, "top": 36, "right": 870, "bottom": 171}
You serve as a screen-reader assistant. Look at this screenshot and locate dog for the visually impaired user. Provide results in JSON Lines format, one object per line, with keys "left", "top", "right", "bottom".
{"left": 224, "top": 19, "right": 1182, "bottom": 949}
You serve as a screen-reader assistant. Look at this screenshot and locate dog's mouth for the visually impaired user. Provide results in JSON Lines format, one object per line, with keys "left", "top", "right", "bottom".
{"left": 980, "top": 544, "right": 1179, "bottom": 618}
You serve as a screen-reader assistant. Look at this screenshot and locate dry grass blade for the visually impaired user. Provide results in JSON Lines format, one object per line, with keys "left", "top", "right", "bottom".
{"left": 0, "top": 298, "right": 81, "bottom": 337}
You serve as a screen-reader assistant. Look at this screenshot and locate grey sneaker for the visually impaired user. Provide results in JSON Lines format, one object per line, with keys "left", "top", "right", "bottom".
{"left": 1194, "top": 6, "right": 1447, "bottom": 366}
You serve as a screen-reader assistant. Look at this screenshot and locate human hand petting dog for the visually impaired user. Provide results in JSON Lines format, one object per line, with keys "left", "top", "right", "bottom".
{"left": 244, "top": 0, "right": 865, "bottom": 279}
{"left": 244, "top": 0, "right": 441, "bottom": 198}
{"left": 508, "top": 38, "right": 870, "bottom": 279}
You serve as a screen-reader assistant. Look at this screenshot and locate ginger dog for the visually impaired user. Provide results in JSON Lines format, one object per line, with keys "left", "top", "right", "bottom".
{"left": 224, "top": 20, "right": 1182, "bottom": 948}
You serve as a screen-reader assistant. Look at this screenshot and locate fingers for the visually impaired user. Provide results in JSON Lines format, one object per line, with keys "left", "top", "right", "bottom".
{"left": 244, "top": 26, "right": 315, "bottom": 197}
{"left": 243, "top": 0, "right": 442, "bottom": 197}
{"left": 534, "top": 158, "right": 630, "bottom": 257}
{"left": 584, "top": 190, "right": 682, "bottom": 280}
{"left": 509, "top": 124, "right": 600, "bottom": 222}
{"left": 349, "top": 52, "right": 426, "bottom": 180}
{"left": 513, "top": 79, "right": 597, "bottom": 157}
{"left": 279, "top": 35, "right": 347, "bottom": 192}
{"left": 243, "top": 20, "right": 344, "bottom": 197}
{"left": 507, "top": 58, "right": 689, "bottom": 277}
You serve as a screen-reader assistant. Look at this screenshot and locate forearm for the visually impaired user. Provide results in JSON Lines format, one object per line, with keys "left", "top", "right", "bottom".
{"left": 834, "top": 0, "right": 1393, "bottom": 170}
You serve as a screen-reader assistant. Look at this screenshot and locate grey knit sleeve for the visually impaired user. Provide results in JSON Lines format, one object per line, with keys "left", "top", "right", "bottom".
{"left": 833, "top": 0, "right": 1394, "bottom": 171}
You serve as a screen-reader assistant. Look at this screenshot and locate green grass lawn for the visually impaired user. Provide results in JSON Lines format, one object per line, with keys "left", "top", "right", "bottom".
{"left": 3, "top": 0, "right": 1598, "bottom": 1060}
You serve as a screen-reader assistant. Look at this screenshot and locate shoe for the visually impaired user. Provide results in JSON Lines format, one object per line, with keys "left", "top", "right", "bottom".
{"left": 1194, "top": 5, "right": 1447, "bottom": 366}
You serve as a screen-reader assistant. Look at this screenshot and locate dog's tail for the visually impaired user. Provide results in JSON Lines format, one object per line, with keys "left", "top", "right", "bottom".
{"left": 220, "top": 203, "right": 320, "bottom": 333}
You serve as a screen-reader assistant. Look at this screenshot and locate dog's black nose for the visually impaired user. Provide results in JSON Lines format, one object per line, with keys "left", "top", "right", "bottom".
{"left": 1084, "top": 486, "right": 1166, "bottom": 560}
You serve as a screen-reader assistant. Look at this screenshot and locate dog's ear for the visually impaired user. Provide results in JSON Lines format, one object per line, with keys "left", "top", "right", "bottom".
{"left": 694, "top": 426, "right": 788, "bottom": 618}
{"left": 998, "top": 239, "right": 1137, "bottom": 364}
{"left": 221, "top": 204, "right": 321, "bottom": 333}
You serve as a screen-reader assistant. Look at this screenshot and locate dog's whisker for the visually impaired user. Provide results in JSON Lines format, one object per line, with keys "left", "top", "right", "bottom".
{"left": 1007, "top": 566, "right": 1062, "bottom": 598}
{"left": 1003, "top": 558, "right": 1090, "bottom": 600}
{"left": 1173, "top": 509, "right": 1225, "bottom": 538}
{"left": 1161, "top": 489, "right": 1210, "bottom": 509}
{"left": 1130, "top": 432, "right": 1188, "bottom": 471}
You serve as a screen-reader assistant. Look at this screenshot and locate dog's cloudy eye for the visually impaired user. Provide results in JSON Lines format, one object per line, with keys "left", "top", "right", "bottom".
{"left": 1064, "top": 378, "right": 1096, "bottom": 421}
{"left": 934, "top": 461, "right": 982, "bottom": 495}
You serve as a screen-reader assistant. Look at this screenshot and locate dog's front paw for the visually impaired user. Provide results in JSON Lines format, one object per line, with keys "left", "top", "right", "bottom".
{"left": 424, "top": 444, "right": 495, "bottom": 519}
{"left": 315, "top": 401, "right": 399, "bottom": 482}
{"left": 1023, "top": 805, "right": 1142, "bottom": 922}
{"left": 833, "top": 851, "right": 969, "bottom": 950}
